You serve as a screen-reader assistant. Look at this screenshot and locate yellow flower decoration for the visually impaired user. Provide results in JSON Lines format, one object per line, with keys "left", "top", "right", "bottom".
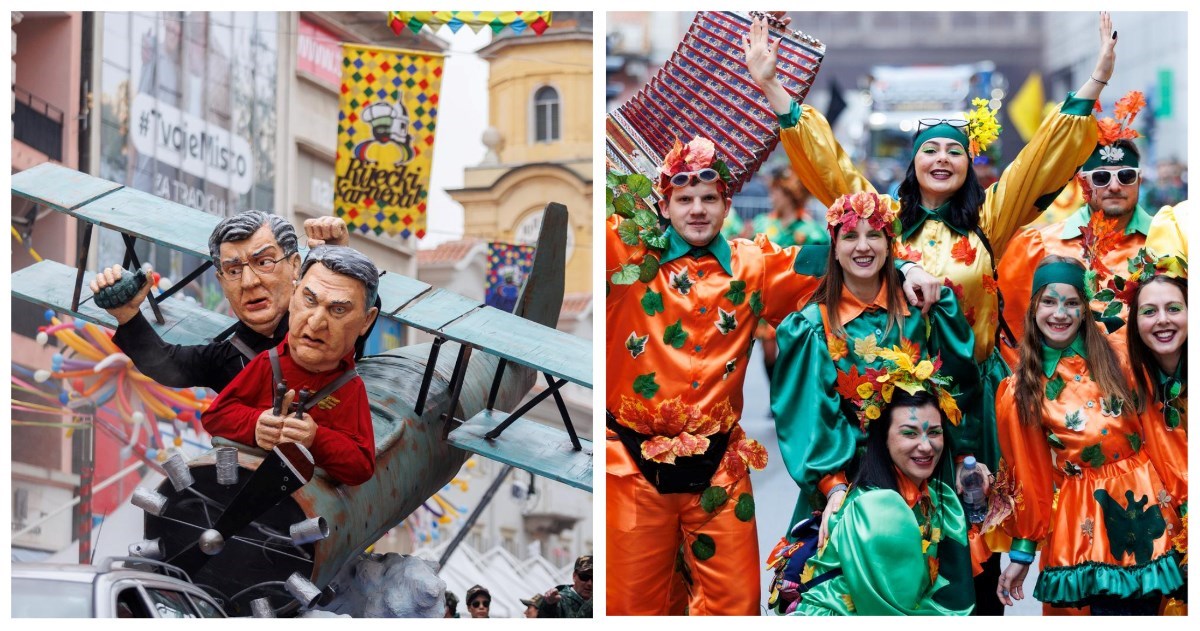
{"left": 856, "top": 382, "right": 876, "bottom": 399}
{"left": 914, "top": 360, "right": 934, "bottom": 381}
{"left": 964, "top": 97, "right": 1002, "bottom": 157}
{"left": 865, "top": 404, "right": 881, "bottom": 421}
{"left": 881, "top": 383, "right": 895, "bottom": 402}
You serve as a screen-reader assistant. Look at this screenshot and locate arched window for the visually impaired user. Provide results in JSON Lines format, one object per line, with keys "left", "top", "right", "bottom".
{"left": 533, "top": 86, "right": 560, "bottom": 143}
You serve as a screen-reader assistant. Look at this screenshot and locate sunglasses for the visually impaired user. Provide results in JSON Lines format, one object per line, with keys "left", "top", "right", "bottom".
{"left": 469, "top": 600, "right": 490, "bottom": 608}
{"left": 1082, "top": 168, "right": 1139, "bottom": 188}
{"left": 577, "top": 571, "right": 592, "bottom": 582}
{"left": 669, "top": 168, "right": 720, "bottom": 188}
{"left": 917, "top": 118, "right": 968, "bottom": 133}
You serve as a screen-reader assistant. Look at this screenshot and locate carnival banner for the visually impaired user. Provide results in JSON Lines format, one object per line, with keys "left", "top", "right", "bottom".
{"left": 485, "top": 242, "right": 536, "bottom": 313}
{"left": 388, "top": 11, "right": 552, "bottom": 36}
{"left": 336, "top": 44, "right": 444, "bottom": 238}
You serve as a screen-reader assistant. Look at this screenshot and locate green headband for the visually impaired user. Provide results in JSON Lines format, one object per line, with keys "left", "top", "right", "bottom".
{"left": 1032, "top": 261, "right": 1087, "bottom": 296}
{"left": 1082, "top": 143, "right": 1140, "bottom": 171}
{"left": 912, "top": 123, "right": 969, "bottom": 159}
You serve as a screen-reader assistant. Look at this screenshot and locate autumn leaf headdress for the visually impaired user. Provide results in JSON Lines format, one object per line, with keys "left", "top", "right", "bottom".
{"left": 1082, "top": 90, "right": 1146, "bottom": 171}
{"left": 1093, "top": 247, "right": 1188, "bottom": 318}
{"left": 656, "top": 135, "right": 732, "bottom": 196}
{"left": 834, "top": 341, "right": 962, "bottom": 431}
{"left": 825, "top": 191, "right": 902, "bottom": 239}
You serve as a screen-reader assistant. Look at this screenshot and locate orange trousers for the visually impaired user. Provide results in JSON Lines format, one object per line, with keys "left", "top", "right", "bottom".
{"left": 607, "top": 444, "right": 760, "bottom": 616}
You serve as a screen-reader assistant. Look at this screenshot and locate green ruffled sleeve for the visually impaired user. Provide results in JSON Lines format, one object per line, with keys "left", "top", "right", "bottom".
{"left": 799, "top": 489, "right": 969, "bottom": 616}
{"left": 771, "top": 307, "right": 854, "bottom": 525}
{"left": 925, "top": 285, "right": 983, "bottom": 458}
{"left": 978, "top": 92, "right": 1099, "bottom": 252}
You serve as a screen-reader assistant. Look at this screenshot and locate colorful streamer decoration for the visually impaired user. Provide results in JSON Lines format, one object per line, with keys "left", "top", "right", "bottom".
{"left": 485, "top": 243, "right": 536, "bottom": 313}
{"left": 10, "top": 309, "right": 213, "bottom": 466}
{"left": 388, "top": 11, "right": 552, "bottom": 36}
{"left": 335, "top": 44, "right": 445, "bottom": 238}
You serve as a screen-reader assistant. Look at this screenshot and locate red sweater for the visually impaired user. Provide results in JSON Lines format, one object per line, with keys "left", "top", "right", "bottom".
{"left": 202, "top": 337, "right": 375, "bottom": 486}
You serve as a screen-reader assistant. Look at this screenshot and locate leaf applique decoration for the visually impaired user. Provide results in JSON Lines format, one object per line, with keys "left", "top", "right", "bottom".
{"left": 715, "top": 307, "right": 738, "bottom": 335}
{"left": 633, "top": 372, "right": 660, "bottom": 399}
{"left": 735, "top": 493, "right": 755, "bottom": 522}
{"left": 641, "top": 289, "right": 664, "bottom": 316}
{"left": 626, "top": 332, "right": 648, "bottom": 359}
{"left": 638, "top": 254, "right": 660, "bottom": 282}
{"left": 617, "top": 218, "right": 642, "bottom": 245}
{"left": 723, "top": 359, "right": 737, "bottom": 380}
{"left": 1063, "top": 461, "right": 1083, "bottom": 477}
{"left": 1093, "top": 489, "right": 1167, "bottom": 564}
{"left": 1081, "top": 442, "right": 1107, "bottom": 468}
{"left": 669, "top": 269, "right": 694, "bottom": 295}
{"left": 827, "top": 333, "right": 849, "bottom": 362}
{"left": 1064, "top": 409, "right": 1086, "bottom": 432}
{"left": 1045, "top": 374, "right": 1066, "bottom": 400}
{"left": 700, "top": 486, "right": 729, "bottom": 513}
{"left": 1101, "top": 394, "right": 1124, "bottom": 417}
{"left": 853, "top": 333, "right": 880, "bottom": 363}
{"left": 1126, "top": 433, "right": 1143, "bottom": 453}
{"left": 663, "top": 319, "right": 688, "bottom": 349}
{"left": 1046, "top": 433, "right": 1066, "bottom": 450}
{"left": 725, "top": 280, "right": 746, "bottom": 305}
{"left": 950, "top": 236, "right": 978, "bottom": 265}
{"left": 611, "top": 263, "right": 641, "bottom": 285}
{"left": 750, "top": 290, "right": 764, "bottom": 316}
{"left": 691, "top": 533, "right": 716, "bottom": 561}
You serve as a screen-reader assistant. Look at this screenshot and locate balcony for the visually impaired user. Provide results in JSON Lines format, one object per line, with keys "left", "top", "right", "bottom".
{"left": 13, "top": 86, "right": 64, "bottom": 162}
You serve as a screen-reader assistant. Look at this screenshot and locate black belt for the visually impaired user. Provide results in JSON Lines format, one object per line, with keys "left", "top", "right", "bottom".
{"left": 607, "top": 410, "right": 730, "bottom": 495}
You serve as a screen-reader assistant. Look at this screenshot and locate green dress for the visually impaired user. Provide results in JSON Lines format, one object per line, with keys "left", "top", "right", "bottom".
{"left": 770, "top": 285, "right": 979, "bottom": 529}
{"left": 793, "top": 480, "right": 974, "bottom": 615}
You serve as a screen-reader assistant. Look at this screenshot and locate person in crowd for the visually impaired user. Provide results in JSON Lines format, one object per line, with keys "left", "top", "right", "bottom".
{"left": 995, "top": 256, "right": 1184, "bottom": 615}
{"left": 465, "top": 585, "right": 491, "bottom": 619}
{"left": 520, "top": 594, "right": 543, "bottom": 618}
{"left": 789, "top": 384, "right": 974, "bottom": 615}
{"left": 768, "top": 191, "right": 979, "bottom": 598}
{"left": 539, "top": 555, "right": 593, "bottom": 618}
{"left": 444, "top": 590, "right": 460, "bottom": 618}
{"left": 746, "top": 12, "right": 1117, "bottom": 614}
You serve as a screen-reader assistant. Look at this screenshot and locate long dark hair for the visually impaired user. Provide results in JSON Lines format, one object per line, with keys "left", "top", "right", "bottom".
{"left": 853, "top": 390, "right": 950, "bottom": 492}
{"left": 1127, "top": 275, "right": 1189, "bottom": 412}
{"left": 1014, "top": 256, "right": 1136, "bottom": 427}
{"left": 812, "top": 224, "right": 906, "bottom": 339}
{"left": 896, "top": 153, "right": 987, "bottom": 235}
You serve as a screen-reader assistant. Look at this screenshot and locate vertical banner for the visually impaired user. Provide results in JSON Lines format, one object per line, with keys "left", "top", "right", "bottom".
{"left": 336, "top": 44, "right": 444, "bottom": 239}
{"left": 485, "top": 243, "right": 536, "bottom": 313}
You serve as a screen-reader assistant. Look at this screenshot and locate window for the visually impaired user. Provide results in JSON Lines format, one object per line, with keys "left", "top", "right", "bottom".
{"left": 533, "top": 86, "right": 560, "bottom": 143}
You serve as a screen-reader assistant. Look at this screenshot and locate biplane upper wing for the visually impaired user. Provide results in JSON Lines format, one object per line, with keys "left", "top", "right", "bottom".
{"left": 12, "top": 162, "right": 593, "bottom": 492}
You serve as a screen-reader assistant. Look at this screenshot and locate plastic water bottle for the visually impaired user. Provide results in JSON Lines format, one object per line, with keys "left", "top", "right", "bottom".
{"left": 960, "top": 456, "right": 987, "bottom": 524}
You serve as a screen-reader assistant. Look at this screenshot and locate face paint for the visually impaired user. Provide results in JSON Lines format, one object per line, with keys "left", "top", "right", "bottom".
{"left": 888, "top": 404, "right": 944, "bottom": 485}
{"left": 1035, "top": 282, "right": 1084, "bottom": 349}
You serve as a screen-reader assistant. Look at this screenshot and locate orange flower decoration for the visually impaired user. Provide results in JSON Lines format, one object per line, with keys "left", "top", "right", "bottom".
{"left": 721, "top": 425, "right": 769, "bottom": 479}
{"left": 615, "top": 395, "right": 734, "bottom": 464}
{"left": 825, "top": 191, "right": 901, "bottom": 238}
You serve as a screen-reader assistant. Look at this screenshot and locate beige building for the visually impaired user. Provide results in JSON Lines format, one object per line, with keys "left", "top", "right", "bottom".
{"left": 447, "top": 12, "right": 593, "bottom": 295}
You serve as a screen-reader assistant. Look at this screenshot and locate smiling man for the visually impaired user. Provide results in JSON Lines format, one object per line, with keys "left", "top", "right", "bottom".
{"left": 91, "top": 211, "right": 349, "bottom": 392}
{"left": 200, "top": 245, "right": 379, "bottom": 486}
{"left": 997, "top": 129, "right": 1162, "bottom": 368}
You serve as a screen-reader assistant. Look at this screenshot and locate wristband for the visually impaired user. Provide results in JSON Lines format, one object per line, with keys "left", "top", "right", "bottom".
{"left": 1091, "top": 75, "right": 1108, "bottom": 86}
{"left": 825, "top": 483, "right": 848, "bottom": 499}
{"left": 1009, "top": 538, "right": 1037, "bottom": 565}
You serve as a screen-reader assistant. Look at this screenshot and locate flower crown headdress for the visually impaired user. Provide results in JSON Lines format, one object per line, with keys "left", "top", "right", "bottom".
{"left": 825, "top": 191, "right": 902, "bottom": 239}
{"left": 656, "top": 136, "right": 732, "bottom": 195}
{"left": 963, "top": 97, "right": 1002, "bottom": 159}
{"left": 1093, "top": 247, "right": 1188, "bottom": 317}
{"left": 834, "top": 341, "right": 962, "bottom": 431}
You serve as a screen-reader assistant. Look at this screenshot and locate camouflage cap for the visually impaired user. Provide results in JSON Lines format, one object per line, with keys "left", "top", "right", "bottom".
{"left": 574, "top": 555, "right": 593, "bottom": 574}
{"left": 520, "top": 594, "right": 544, "bottom": 607}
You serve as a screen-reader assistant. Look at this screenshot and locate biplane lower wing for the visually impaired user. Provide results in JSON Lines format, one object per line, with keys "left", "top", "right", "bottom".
{"left": 448, "top": 410, "right": 592, "bottom": 491}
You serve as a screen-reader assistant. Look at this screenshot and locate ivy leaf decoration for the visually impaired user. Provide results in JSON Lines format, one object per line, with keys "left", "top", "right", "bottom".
{"left": 606, "top": 186, "right": 616, "bottom": 218}
{"left": 1063, "top": 461, "right": 1082, "bottom": 477}
{"left": 617, "top": 219, "right": 642, "bottom": 246}
{"left": 735, "top": 493, "right": 755, "bottom": 522}
{"left": 713, "top": 160, "right": 732, "bottom": 183}
{"left": 1094, "top": 288, "right": 1116, "bottom": 302}
{"left": 750, "top": 290, "right": 764, "bottom": 317}
{"left": 1081, "top": 442, "right": 1107, "bottom": 468}
{"left": 641, "top": 289, "right": 664, "bottom": 316}
{"left": 1093, "top": 489, "right": 1167, "bottom": 564}
{"left": 715, "top": 307, "right": 738, "bottom": 335}
{"left": 700, "top": 486, "right": 730, "bottom": 513}
{"left": 613, "top": 192, "right": 637, "bottom": 218}
{"left": 663, "top": 319, "right": 689, "bottom": 349}
{"left": 670, "top": 270, "right": 694, "bottom": 295}
{"left": 626, "top": 332, "right": 649, "bottom": 359}
{"left": 1102, "top": 301, "right": 1123, "bottom": 318}
{"left": 1046, "top": 433, "right": 1066, "bottom": 450}
{"left": 1101, "top": 395, "right": 1124, "bottom": 417}
{"left": 633, "top": 209, "right": 658, "bottom": 230}
{"left": 626, "top": 173, "right": 654, "bottom": 198}
{"left": 1065, "top": 410, "right": 1086, "bottom": 432}
{"left": 611, "top": 263, "right": 641, "bottom": 285}
{"left": 642, "top": 228, "right": 669, "bottom": 250}
{"left": 1045, "top": 375, "right": 1065, "bottom": 401}
{"left": 725, "top": 280, "right": 747, "bottom": 305}
{"left": 606, "top": 170, "right": 621, "bottom": 189}
{"left": 691, "top": 533, "right": 716, "bottom": 561}
{"left": 633, "top": 372, "right": 660, "bottom": 399}
{"left": 638, "top": 254, "right": 661, "bottom": 283}
{"left": 1126, "top": 433, "right": 1143, "bottom": 453}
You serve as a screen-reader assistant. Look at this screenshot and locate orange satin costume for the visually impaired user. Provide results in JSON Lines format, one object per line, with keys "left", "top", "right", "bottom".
{"left": 997, "top": 203, "right": 1153, "bottom": 369}
{"left": 606, "top": 214, "right": 822, "bottom": 615}
{"left": 995, "top": 333, "right": 1185, "bottom": 608}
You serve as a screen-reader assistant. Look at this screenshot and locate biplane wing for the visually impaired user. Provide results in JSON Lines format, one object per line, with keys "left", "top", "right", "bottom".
{"left": 11, "top": 162, "right": 593, "bottom": 492}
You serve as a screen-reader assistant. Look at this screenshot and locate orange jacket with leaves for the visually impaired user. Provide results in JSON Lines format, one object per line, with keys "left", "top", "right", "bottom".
{"left": 606, "top": 214, "right": 824, "bottom": 477}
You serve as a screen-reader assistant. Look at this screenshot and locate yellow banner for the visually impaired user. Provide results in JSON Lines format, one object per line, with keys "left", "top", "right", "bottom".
{"left": 336, "top": 44, "right": 445, "bottom": 239}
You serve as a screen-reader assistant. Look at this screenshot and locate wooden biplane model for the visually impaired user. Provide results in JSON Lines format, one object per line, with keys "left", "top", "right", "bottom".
{"left": 10, "top": 162, "right": 593, "bottom": 615}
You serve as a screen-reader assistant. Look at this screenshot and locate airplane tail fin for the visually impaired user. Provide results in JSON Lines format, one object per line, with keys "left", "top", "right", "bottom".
{"left": 512, "top": 201, "right": 567, "bottom": 328}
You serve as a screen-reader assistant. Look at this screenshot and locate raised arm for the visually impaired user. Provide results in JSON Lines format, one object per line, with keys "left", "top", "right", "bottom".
{"left": 1073, "top": 12, "right": 1117, "bottom": 101}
